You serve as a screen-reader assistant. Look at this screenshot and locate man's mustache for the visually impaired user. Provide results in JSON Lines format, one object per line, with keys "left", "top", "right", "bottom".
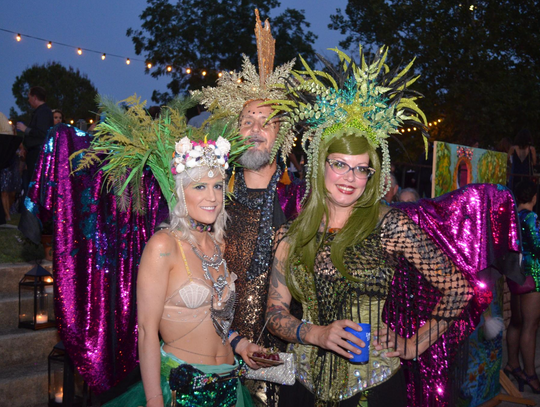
{"left": 246, "top": 135, "right": 265, "bottom": 144}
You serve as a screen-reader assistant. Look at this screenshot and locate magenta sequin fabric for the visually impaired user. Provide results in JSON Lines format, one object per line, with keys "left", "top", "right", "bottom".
{"left": 385, "top": 183, "right": 521, "bottom": 406}
{"left": 277, "top": 180, "right": 305, "bottom": 221}
{"left": 26, "top": 125, "right": 168, "bottom": 394}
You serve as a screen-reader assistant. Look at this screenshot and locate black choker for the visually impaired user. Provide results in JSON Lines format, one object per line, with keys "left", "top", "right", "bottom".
{"left": 189, "top": 218, "right": 212, "bottom": 232}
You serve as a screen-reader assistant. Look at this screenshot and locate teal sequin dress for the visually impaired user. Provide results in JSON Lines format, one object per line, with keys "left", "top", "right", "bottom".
{"left": 518, "top": 209, "right": 540, "bottom": 291}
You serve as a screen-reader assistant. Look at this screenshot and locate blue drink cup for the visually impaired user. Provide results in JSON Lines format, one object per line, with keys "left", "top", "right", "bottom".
{"left": 344, "top": 323, "right": 371, "bottom": 363}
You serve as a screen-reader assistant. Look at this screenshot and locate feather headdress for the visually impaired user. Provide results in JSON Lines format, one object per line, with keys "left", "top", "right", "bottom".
{"left": 73, "top": 95, "right": 248, "bottom": 214}
{"left": 267, "top": 46, "right": 429, "bottom": 200}
{"left": 192, "top": 10, "right": 294, "bottom": 122}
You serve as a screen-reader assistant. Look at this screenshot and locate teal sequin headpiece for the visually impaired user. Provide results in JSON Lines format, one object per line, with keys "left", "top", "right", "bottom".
{"left": 268, "top": 46, "right": 429, "bottom": 200}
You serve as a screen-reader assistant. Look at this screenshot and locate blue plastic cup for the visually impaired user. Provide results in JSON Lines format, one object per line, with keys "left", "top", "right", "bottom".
{"left": 344, "top": 323, "right": 371, "bottom": 363}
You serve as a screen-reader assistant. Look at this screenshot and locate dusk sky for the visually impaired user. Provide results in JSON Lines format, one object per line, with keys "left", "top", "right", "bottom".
{"left": 0, "top": 0, "right": 348, "bottom": 118}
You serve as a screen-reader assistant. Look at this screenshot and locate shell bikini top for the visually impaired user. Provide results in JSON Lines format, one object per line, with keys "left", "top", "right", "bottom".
{"left": 161, "top": 236, "right": 237, "bottom": 324}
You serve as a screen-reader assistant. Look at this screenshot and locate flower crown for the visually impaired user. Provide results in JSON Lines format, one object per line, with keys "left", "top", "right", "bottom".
{"left": 172, "top": 136, "right": 231, "bottom": 175}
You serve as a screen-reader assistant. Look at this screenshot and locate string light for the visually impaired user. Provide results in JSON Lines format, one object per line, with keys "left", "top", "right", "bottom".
{"left": 70, "top": 120, "right": 74, "bottom": 124}
{"left": 2, "top": 28, "right": 230, "bottom": 73}
{"left": 89, "top": 119, "right": 94, "bottom": 124}
{"left": 237, "top": 78, "right": 242, "bottom": 83}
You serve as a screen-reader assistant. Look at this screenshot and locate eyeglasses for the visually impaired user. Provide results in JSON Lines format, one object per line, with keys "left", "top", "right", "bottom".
{"left": 326, "top": 159, "right": 376, "bottom": 180}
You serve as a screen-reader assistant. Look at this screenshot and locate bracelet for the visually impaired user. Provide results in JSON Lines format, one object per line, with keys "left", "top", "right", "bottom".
{"left": 230, "top": 335, "right": 245, "bottom": 353}
{"left": 146, "top": 393, "right": 163, "bottom": 403}
{"left": 296, "top": 322, "right": 305, "bottom": 345}
{"left": 228, "top": 329, "right": 236, "bottom": 339}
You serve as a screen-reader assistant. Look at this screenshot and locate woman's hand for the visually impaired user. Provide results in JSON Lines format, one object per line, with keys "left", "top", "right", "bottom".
{"left": 373, "top": 327, "right": 417, "bottom": 360}
{"left": 234, "top": 338, "right": 272, "bottom": 369}
{"left": 307, "top": 320, "right": 366, "bottom": 360}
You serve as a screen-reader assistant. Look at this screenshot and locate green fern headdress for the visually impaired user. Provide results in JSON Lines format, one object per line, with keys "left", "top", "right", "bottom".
{"left": 74, "top": 95, "right": 248, "bottom": 214}
{"left": 268, "top": 46, "right": 429, "bottom": 199}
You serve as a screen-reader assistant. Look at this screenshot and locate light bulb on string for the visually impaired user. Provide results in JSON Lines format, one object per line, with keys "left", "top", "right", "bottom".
{"left": 47, "top": 41, "right": 52, "bottom": 49}
{"left": 167, "top": 65, "right": 172, "bottom": 72}
{"left": 218, "top": 72, "right": 223, "bottom": 77}
{"left": 16, "top": 34, "right": 21, "bottom": 42}
{"left": 237, "top": 78, "right": 242, "bottom": 83}
{"left": 202, "top": 70, "right": 207, "bottom": 76}
{"left": 77, "top": 48, "right": 82, "bottom": 55}
{"left": 70, "top": 120, "right": 74, "bottom": 124}
{"left": 186, "top": 68, "right": 191, "bottom": 74}
{"left": 101, "top": 54, "right": 106, "bottom": 60}
{"left": 126, "top": 58, "right": 131, "bottom": 65}
{"left": 146, "top": 62, "right": 152, "bottom": 69}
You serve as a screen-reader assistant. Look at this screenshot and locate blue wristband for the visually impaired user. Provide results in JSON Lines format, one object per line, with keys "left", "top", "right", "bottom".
{"left": 296, "top": 322, "right": 305, "bottom": 345}
{"left": 230, "top": 335, "right": 245, "bottom": 353}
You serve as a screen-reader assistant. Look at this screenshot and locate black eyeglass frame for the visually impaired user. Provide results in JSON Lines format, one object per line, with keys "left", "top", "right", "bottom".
{"left": 325, "top": 158, "right": 376, "bottom": 180}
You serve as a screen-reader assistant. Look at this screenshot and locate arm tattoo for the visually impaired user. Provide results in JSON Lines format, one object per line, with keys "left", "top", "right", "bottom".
{"left": 159, "top": 252, "right": 171, "bottom": 257}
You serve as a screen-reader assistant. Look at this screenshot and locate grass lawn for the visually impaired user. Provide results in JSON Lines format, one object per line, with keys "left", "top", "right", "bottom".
{"left": 0, "top": 214, "right": 44, "bottom": 263}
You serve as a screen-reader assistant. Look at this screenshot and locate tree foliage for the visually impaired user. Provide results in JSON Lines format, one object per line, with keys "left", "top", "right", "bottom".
{"left": 11, "top": 62, "right": 99, "bottom": 123}
{"left": 330, "top": 0, "right": 540, "bottom": 158}
{"left": 127, "top": 0, "right": 317, "bottom": 104}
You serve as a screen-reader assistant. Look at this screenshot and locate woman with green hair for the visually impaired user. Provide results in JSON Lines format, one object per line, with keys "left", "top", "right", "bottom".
{"left": 264, "top": 47, "right": 474, "bottom": 406}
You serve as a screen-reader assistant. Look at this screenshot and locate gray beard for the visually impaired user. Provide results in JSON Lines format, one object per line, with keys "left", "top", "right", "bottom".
{"left": 238, "top": 148, "right": 271, "bottom": 171}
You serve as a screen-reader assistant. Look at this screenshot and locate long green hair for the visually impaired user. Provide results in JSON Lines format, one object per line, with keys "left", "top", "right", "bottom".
{"left": 286, "top": 133, "right": 381, "bottom": 300}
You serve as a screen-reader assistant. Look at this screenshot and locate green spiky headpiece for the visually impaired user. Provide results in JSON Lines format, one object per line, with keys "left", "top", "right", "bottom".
{"left": 73, "top": 95, "right": 248, "bottom": 214}
{"left": 268, "top": 46, "right": 429, "bottom": 200}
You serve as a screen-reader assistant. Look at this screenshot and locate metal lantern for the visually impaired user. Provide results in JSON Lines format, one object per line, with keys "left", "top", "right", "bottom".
{"left": 18, "top": 264, "right": 55, "bottom": 329}
{"left": 48, "top": 342, "right": 89, "bottom": 406}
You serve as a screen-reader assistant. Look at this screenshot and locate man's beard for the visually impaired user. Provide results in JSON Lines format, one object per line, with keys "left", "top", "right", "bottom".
{"left": 238, "top": 147, "right": 271, "bottom": 171}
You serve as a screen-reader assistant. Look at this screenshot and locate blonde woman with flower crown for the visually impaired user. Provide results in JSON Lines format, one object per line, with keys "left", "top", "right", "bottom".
{"left": 100, "top": 131, "right": 270, "bottom": 407}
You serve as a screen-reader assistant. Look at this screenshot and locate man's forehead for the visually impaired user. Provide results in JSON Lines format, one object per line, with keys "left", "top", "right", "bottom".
{"left": 241, "top": 103, "right": 273, "bottom": 117}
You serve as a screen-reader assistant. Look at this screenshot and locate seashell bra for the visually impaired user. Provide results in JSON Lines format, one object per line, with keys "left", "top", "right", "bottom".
{"left": 162, "top": 273, "right": 237, "bottom": 323}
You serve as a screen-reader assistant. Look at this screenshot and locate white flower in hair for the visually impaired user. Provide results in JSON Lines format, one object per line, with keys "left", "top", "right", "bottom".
{"left": 176, "top": 137, "right": 192, "bottom": 155}
{"left": 216, "top": 136, "right": 231, "bottom": 156}
{"left": 176, "top": 163, "right": 185, "bottom": 173}
{"left": 186, "top": 158, "right": 198, "bottom": 168}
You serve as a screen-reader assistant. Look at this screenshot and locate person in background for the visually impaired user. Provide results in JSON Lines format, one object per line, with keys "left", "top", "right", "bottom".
{"left": 398, "top": 188, "right": 420, "bottom": 203}
{"left": 508, "top": 129, "right": 537, "bottom": 192}
{"left": 504, "top": 180, "right": 540, "bottom": 393}
{"left": 52, "top": 109, "right": 64, "bottom": 125}
{"left": 16, "top": 86, "right": 54, "bottom": 190}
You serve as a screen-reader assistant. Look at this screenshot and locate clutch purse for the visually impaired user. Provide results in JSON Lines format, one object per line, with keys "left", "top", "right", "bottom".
{"left": 245, "top": 352, "right": 296, "bottom": 385}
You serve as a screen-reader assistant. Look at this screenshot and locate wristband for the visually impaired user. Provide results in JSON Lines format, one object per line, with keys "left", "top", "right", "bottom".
{"left": 230, "top": 335, "right": 245, "bottom": 353}
{"left": 296, "top": 322, "right": 305, "bottom": 345}
{"left": 228, "top": 329, "right": 236, "bottom": 339}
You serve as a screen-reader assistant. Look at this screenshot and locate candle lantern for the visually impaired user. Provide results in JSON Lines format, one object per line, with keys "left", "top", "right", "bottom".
{"left": 18, "top": 264, "right": 55, "bottom": 330}
{"left": 48, "top": 342, "right": 89, "bottom": 406}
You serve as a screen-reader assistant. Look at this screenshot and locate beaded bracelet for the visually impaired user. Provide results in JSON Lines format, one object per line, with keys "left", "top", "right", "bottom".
{"left": 296, "top": 322, "right": 305, "bottom": 345}
{"left": 230, "top": 335, "right": 245, "bottom": 353}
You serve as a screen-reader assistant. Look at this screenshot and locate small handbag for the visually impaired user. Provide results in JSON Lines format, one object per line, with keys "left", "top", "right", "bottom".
{"left": 245, "top": 352, "right": 296, "bottom": 385}
{"left": 507, "top": 275, "right": 536, "bottom": 295}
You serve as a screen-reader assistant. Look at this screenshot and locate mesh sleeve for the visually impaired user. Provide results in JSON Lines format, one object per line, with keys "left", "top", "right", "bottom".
{"left": 380, "top": 209, "right": 473, "bottom": 321}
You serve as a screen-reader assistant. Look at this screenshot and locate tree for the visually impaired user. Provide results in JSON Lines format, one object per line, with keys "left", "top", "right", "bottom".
{"left": 127, "top": 0, "right": 318, "bottom": 104}
{"left": 329, "top": 0, "right": 540, "bottom": 158}
{"left": 11, "top": 62, "right": 99, "bottom": 123}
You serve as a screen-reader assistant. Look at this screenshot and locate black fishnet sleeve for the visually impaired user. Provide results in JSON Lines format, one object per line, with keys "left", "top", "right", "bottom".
{"left": 380, "top": 209, "right": 473, "bottom": 321}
